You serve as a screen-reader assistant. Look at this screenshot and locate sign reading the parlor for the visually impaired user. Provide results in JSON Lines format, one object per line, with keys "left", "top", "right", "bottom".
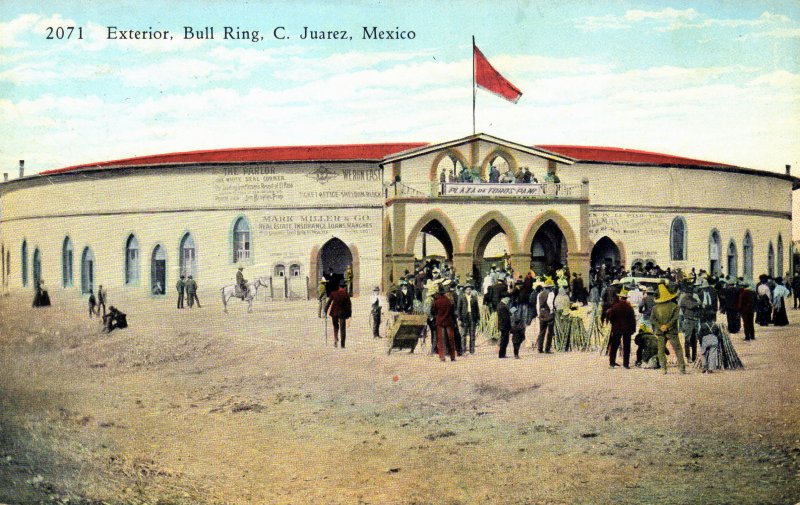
{"left": 212, "top": 165, "right": 383, "bottom": 206}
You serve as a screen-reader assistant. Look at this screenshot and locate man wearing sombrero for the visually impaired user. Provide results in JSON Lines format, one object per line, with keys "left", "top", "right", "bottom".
{"left": 651, "top": 282, "right": 686, "bottom": 374}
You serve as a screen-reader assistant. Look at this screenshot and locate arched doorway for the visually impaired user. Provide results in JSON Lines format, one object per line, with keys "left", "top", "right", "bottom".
{"left": 32, "top": 248, "right": 41, "bottom": 288}
{"left": 151, "top": 245, "right": 166, "bottom": 295}
{"left": 530, "top": 220, "right": 567, "bottom": 277}
{"left": 590, "top": 237, "right": 621, "bottom": 269}
{"left": 318, "top": 237, "right": 353, "bottom": 294}
{"left": 471, "top": 219, "right": 513, "bottom": 288}
{"left": 709, "top": 230, "right": 721, "bottom": 276}
{"left": 413, "top": 219, "right": 454, "bottom": 270}
{"left": 81, "top": 247, "right": 94, "bottom": 294}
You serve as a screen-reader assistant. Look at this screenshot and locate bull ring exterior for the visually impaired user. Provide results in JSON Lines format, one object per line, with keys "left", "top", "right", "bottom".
{"left": 0, "top": 133, "right": 796, "bottom": 302}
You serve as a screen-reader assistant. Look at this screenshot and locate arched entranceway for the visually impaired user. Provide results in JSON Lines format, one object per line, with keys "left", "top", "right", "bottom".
{"left": 81, "top": 247, "right": 94, "bottom": 294}
{"left": 471, "top": 219, "right": 513, "bottom": 289}
{"left": 318, "top": 237, "right": 354, "bottom": 295}
{"left": 413, "top": 219, "right": 454, "bottom": 271}
{"left": 530, "top": 220, "right": 567, "bottom": 277}
{"left": 590, "top": 236, "right": 621, "bottom": 269}
{"left": 151, "top": 245, "right": 166, "bottom": 295}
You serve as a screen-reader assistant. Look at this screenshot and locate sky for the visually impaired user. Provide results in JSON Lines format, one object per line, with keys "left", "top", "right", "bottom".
{"left": 1, "top": 1, "right": 799, "bottom": 233}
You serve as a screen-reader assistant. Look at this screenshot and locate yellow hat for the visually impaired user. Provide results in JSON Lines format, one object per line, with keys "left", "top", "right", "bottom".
{"left": 543, "top": 277, "right": 555, "bottom": 287}
{"left": 619, "top": 287, "right": 629, "bottom": 298}
{"left": 655, "top": 284, "right": 677, "bottom": 303}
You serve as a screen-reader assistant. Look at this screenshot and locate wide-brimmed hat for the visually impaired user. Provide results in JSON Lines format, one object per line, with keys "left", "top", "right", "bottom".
{"left": 543, "top": 277, "right": 555, "bottom": 288}
{"left": 373, "top": 286, "right": 380, "bottom": 292}
{"left": 619, "top": 287, "right": 629, "bottom": 298}
{"left": 655, "top": 284, "right": 677, "bottom": 303}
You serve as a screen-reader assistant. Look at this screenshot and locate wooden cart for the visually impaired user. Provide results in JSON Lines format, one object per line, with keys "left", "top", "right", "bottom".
{"left": 386, "top": 313, "right": 428, "bottom": 354}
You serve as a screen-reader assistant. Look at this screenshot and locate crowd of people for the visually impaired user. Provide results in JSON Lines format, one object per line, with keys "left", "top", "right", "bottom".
{"left": 439, "top": 164, "right": 561, "bottom": 185}
{"left": 377, "top": 258, "right": 797, "bottom": 373}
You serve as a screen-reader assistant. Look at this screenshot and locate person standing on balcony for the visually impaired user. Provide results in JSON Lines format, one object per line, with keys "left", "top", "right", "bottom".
{"left": 489, "top": 164, "right": 500, "bottom": 183}
{"left": 459, "top": 165, "right": 471, "bottom": 182}
{"left": 522, "top": 166, "right": 532, "bottom": 183}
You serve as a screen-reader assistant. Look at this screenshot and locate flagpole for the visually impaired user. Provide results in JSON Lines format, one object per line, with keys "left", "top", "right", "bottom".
{"left": 472, "top": 36, "right": 476, "bottom": 135}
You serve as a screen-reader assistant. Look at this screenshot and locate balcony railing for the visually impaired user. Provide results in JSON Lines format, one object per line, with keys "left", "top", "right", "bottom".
{"left": 440, "top": 181, "right": 585, "bottom": 198}
{"left": 386, "top": 181, "right": 588, "bottom": 199}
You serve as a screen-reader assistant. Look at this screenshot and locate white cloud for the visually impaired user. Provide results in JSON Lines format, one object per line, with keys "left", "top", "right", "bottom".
{"left": 576, "top": 8, "right": 797, "bottom": 35}
{"left": 119, "top": 58, "right": 236, "bottom": 88}
{"left": 0, "top": 14, "right": 40, "bottom": 47}
{"left": 1, "top": 53, "right": 797, "bottom": 179}
{"left": 749, "top": 70, "right": 800, "bottom": 88}
{"left": 624, "top": 8, "right": 698, "bottom": 22}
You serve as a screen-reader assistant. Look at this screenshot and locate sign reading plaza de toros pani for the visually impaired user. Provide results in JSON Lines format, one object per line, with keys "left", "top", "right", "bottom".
{"left": 440, "top": 182, "right": 584, "bottom": 198}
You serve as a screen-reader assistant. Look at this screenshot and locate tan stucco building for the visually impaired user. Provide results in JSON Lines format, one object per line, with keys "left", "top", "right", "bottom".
{"left": 0, "top": 133, "right": 796, "bottom": 301}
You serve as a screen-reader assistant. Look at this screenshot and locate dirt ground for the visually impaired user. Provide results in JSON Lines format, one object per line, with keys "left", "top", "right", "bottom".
{"left": 1, "top": 291, "right": 799, "bottom": 505}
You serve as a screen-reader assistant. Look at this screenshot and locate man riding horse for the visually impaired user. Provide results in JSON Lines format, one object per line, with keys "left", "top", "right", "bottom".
{"left": 236, "top": 266, "right": 249, "bottom": 298}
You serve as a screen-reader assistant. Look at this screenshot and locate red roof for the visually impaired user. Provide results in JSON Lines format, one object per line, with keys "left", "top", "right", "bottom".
{"left": 40, "top": 142, "right": 428, "bottom": 175}
{"left": 535, "top": 145, "right": 736, "bottom": 168}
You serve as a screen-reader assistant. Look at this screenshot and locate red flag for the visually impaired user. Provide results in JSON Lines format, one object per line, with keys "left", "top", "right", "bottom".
{"left": 473, "top": 44, "right": 522, "bottom": 103}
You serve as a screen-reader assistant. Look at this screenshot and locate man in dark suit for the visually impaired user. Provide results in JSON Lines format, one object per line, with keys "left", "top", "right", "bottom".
{"left": 432, "top": 284, "right": 456, "bottom": 362}
{"left": 497, "top": 295, "right": 512, "bottom": 358}
{"left": 457, "top": 284, "right": 480, "bottom": 354}
{"left": 607, "top": 288, "right": 636, "bottom": 368}
{"left": 720, "top": 278, "right": 742, "bottom": 333}
{"left": 325, "top": 279, "right": 352, "bottom": 348}
{"left": 737, "top": 282, "right": 756, "bottom": 341}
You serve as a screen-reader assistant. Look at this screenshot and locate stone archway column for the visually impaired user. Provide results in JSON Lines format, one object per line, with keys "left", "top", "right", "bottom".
{"left": 390, "top": 253, "right": 415, "bottom": 281}
{"left": 452, "top": 253, "right": 473, "bottom": 282}
{"left": 509, "top": 253, "right": 530, "bottom": 278}
{"left": 567, "top": 251, "right": 590, "bottom": 283}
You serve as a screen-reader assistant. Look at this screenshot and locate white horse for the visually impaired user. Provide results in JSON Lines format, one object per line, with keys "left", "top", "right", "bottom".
{"left": 221, "top": 277, "right": 268, "bottom": 313}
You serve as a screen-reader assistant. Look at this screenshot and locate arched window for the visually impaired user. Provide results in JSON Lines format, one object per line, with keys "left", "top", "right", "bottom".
{"left": 727, "top": 240, "right": 738, "bottom": 279}
{"left": 767, "top": 242, "right": 775, "bottom": 278}
{"left": 62, "top": 237, "right": 74, "bottom": 287}
{"left": 233, "top": 217, "right": 250, "bottom": 262}
{"left": 290, "top": 264, "right": 301, "bottom": 277}
{"left": 81, "top": 247, "right": 94, "bottom": 294}
{"left": 151, "top": 245, "right": 166, "bottom": 295}
{"left": 125, "top": 235, "right": 139, "bottom": 285}
{"left": 670, "top": 217, "right": 687, "bottom": 261}
{"left": 32, "top": 248, "right": 41, "bottom": 287}
{"left": 709, "top": 230, "right": 721, "bottom": 276}
{"left": 180, "top": 233, "right": 197, "bottom": 278}
{"left": 743, "top": 232, "right": 753, "bottom": 280}
{"left": 274, "top": 263, "right": 286, "bottom": 277}
{"left": 777, "top": 235, "right": 784, "bottom": 277}
{"left": 21, "top": 240, "right": 28, "bottom": 287}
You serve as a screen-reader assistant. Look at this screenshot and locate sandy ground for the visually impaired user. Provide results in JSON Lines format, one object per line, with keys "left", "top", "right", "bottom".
{"left": 1, "top": 290, "right": 799, "bottom": 505}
